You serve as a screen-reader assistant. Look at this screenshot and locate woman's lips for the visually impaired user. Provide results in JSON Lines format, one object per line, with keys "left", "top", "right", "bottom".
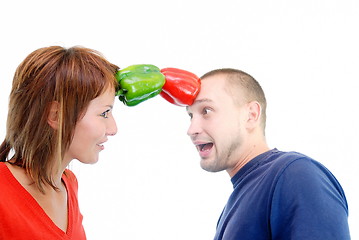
{"left": 97, "top": 141, "right": 106, "bottom": 151}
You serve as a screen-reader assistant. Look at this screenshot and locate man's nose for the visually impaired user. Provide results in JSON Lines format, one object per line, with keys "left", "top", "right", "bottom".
{"left": 187, "top": 117, "right": 201, "bottom": 137}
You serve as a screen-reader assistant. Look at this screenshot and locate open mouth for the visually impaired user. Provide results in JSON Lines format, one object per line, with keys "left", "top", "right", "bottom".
{"left": 197, "top": 143, "right": 214, "bottom": 152}
{"left": 97, "top": 143, "right": 105, "bottom": 150}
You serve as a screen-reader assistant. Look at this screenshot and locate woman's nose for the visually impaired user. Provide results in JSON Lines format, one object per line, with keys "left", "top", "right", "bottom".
{"left": 107, "top": 115, "right": 117, "bottom": 136}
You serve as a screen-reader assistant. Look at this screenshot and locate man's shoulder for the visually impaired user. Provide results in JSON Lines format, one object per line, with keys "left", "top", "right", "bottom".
{"left": 260, "top": 149, "right": 308, "bottom": 168}
{"left": 268, "top": 150, "right": 340, "bottom": 190}
{"left": 267, "top": 149, "right": 316, "bottom": 167}
{"left": 261, "top": 149, "right": 327, "bottom": 178}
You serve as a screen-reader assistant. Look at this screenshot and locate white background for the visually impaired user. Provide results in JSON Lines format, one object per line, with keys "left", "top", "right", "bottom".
{"left": 1, "top": 0, "right": 358, "bottom": 239}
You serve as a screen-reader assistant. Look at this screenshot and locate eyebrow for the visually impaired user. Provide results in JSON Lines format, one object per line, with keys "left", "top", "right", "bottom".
{"left": 192, "top": 98, "right": 213, "bottom": 105}
{"left": 186, "top": 98, "right": 213, "bottom": 111}
{"left": 105, "top": 105, "right": 114, "bottom": 109}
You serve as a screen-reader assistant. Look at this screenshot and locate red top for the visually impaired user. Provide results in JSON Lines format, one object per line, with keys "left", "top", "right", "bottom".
{"left": 0, "top": 162, "right": 86, "bottom": 240}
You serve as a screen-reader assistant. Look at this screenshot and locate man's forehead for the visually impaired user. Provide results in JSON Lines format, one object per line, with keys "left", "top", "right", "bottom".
{"left": 186, "top": 74, "right": 229, "bottom": 111}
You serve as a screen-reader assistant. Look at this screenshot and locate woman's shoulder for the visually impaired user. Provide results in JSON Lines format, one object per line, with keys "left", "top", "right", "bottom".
{"left": 0, "top": 161, "right": 8, "bottom": 170}
{"left": 62, "top": 168, "right": 79, "bottom": 189}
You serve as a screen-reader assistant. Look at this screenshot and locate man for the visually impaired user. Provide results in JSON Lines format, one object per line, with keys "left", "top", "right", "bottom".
{"left": 186, "top": 68, "right": 350, "bottom": 239}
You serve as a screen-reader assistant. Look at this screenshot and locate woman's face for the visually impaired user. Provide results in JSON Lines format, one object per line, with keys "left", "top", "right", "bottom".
{"left": 65, "top": 87, "right": 117, "bottom": 164}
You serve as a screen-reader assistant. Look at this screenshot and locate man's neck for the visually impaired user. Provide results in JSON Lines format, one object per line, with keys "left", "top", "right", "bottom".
{"left": 227, "top": 140, "right": 270, "bottom": 178}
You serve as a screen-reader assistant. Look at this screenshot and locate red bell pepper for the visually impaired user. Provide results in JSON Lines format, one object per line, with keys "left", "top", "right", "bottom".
{"left": 160, "top": 68, "right": 201, "bottom": 107}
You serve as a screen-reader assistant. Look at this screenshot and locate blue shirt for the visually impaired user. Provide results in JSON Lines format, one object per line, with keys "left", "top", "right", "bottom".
{"left": 214, "top": 149, "right": 350, "bottom": 240}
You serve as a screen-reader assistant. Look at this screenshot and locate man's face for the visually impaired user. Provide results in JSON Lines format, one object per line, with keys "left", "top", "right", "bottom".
{"left": 186, "top": 75, "right": 248, "bottom": 173}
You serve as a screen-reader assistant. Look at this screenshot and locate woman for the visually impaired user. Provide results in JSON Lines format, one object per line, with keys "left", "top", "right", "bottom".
{"left": 0, "top": 46, "right": 119, "bottom": 239}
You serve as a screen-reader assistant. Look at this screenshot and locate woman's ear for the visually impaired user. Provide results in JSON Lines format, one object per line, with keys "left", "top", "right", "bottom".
{"left": 47, "top": 101, "right": 60, "bottom": 130}
{"left": 246, "top": 101, "right": 262, "bottom": 130}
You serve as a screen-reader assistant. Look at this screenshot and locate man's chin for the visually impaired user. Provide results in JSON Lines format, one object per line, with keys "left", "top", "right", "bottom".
{"left": 200, "top": 158, "right": 224, "bottom": 173}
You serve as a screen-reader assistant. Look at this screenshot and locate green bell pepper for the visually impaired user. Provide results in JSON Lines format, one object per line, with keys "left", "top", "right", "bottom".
{"left": 115, "top": 64, "right": 166, "bottom": 106}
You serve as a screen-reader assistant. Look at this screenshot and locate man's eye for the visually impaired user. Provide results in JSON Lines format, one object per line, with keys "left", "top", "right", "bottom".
{"left": 203, "top": 108, "right": 212, "bottom": 115}
{"left": 100, "top": 110, "right": 110, "bottom": 118}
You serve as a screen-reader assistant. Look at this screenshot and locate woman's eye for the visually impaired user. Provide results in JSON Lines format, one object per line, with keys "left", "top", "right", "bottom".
{"left": 100, "top": 110, "right": 110, "bottom": 118}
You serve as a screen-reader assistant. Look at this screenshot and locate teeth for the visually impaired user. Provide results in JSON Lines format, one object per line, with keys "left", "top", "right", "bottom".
{"left": 196, "top": 143, "right": 214, "bottom": 152}
{"left": 196, "top": 144, "right": 206, "bottom": 151}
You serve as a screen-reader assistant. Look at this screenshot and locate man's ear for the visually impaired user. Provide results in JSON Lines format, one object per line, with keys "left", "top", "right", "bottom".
{"left": 246, "top": 101, "right": 262, "bottom": 130}
{"left": 47, "top": 101, "right": 60, "bottom": 130}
